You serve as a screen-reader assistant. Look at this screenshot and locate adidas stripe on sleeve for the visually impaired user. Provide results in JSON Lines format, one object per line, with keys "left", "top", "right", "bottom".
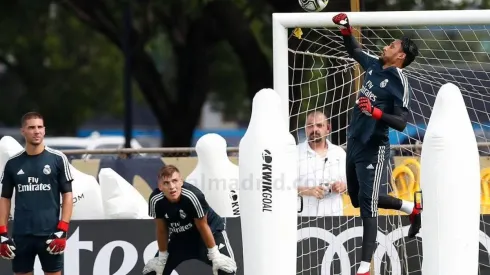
{"left": 149, "top": 192, "right": 164, "bottom": 218}
{"left": 182, "top": 189, "right": 206, "bottom": 219}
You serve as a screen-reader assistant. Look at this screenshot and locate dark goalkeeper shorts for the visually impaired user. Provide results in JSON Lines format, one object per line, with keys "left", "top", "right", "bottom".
{"left": 12, "top": 235, "right": 63, "bottom": 273}
{"left": 158, "top": 230, "right": 236, "bottom": 275}
{"left": 346, "top": 137, "right": 391, "bottom": 218}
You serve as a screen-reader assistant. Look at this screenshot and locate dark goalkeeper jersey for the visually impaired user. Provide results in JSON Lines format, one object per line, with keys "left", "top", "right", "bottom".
{"left": 0, "top": 147, "right": 73, "bottom": 236}
{"left": 345, "top": 37, "right": 412, "bottom": 145}
{"left": 149, "top": 182, "right": 225, "bottom": 242}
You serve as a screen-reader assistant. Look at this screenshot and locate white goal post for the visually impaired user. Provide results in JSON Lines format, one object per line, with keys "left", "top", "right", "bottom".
{"left": 270, "top": 8, "right": 490, "bottom": 275}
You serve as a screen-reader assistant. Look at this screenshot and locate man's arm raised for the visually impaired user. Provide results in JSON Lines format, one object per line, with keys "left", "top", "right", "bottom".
{"left": 332, "top": 13, "right": 378, "bottom": 70}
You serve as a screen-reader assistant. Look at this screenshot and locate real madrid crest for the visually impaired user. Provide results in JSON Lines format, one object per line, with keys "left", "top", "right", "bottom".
{"left": 380, "top": 79, "right": 389, "bottom": 88}
{"left": 43, "top": 165, "right": 51, "bottom": 175}
{"left": 179, "top": 209, "right": 186, "bottom": 219}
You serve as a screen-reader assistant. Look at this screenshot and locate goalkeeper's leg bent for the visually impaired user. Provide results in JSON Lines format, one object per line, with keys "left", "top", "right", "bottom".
{"left": 354, "top": 144, "right": 421, "bottom": 274}
{"left": 355, "top": 144, "right": 422, "bottom": 236}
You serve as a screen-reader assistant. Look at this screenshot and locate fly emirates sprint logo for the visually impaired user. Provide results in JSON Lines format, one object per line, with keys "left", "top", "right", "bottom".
{"left": 18, "top": 177, "right": 51, "bottom": 192}
{"left": 359, "top": 80, "right": 377, "bottom": 102}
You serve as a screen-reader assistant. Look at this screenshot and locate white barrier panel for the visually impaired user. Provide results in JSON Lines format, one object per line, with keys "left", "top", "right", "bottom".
{"left": 0, "top": 136, "right": 24, "bottom": 219}
{"left": 420, "top": 83, "right": 480, "bottom": 275}
{"left": 186, "top": 133, "right": 240, "bottom": 218}
{"left": 0, "top": 136, "right": 24, "bottom": 171}
{"left": 238, "top": 88, "right": 298, "bottom": 275}
{"left": 69, "top": 165, "right": 105, "bottom": 220}
{"left": 98, "top": 168, "right": 151, "bottom": 219}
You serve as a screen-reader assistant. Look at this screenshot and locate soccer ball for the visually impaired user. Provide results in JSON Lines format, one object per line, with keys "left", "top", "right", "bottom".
{"left": 298, "top": 0, "right": 329, "bottom": 12}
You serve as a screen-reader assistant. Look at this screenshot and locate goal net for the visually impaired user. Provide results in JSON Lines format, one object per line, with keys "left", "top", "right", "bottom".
{"left": 283, "top": 11, "right": 490, "bottom": 275}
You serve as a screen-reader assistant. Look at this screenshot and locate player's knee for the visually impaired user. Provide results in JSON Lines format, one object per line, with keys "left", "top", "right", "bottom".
{"left": 360, "top": 207, "right": 375, "bottom": 218}
{"left": 357, "top": 192, "right": 372, "bottom": 208}
{"left": 350, "top": 197, "right": 360, "bottom": 208}
{"left": 358, "top": 191, "right": 375, "bottom": 205}
{"left": 359, "top": 194, "right": 375, "bottom": 217}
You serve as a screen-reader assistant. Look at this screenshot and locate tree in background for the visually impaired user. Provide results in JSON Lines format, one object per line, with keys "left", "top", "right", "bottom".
{"left": 58, "top": 0, "right": 273, "bottom": 146}
{"left": 0, "top": 1, "right": 124, "bottom": 135}
{"left": 0, "top": 0, "right": 486, "bottom": 146}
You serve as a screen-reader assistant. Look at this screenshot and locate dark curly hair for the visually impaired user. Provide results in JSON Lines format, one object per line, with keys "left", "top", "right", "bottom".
{"left": 400, "top": 36, "right": 419, "bottom": 68}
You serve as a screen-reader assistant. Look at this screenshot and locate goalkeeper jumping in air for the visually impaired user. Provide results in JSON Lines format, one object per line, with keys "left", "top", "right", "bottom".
{"left": 333, "top": 13, "right": 421, "bottom": 275}
{"left": 143, "top": 164, "right": 237, "bottom": 275}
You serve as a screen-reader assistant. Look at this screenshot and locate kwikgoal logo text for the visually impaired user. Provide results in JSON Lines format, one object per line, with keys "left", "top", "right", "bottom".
{"left": 18, "top": 177, "right": 51, "bottom": 192}
{"left": 261, "top": 149, "right": 273, "bottom": 212}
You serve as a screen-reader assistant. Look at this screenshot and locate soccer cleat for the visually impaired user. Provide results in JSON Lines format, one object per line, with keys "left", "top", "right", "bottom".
{"left": 408, "top": 202, "right": 422, "bottom": 238}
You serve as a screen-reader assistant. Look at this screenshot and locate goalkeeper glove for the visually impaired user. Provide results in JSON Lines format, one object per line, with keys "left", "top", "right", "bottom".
{"left": 208, "top": 245, "right": 237, "bottom": 275}
{"left": 0, "top": 225, "right": 15, "bottom": 260}
{"left": 357, "top": 97, "right": 383, "bottom": 120}
{"left": 332, "top": 13, "right": 352, "bottom": 36}
{"left": 46, "top": 221, "right": 69, "bottom": 255}
{"left": 142, "top": 251, "right": 168, "bottom": 275}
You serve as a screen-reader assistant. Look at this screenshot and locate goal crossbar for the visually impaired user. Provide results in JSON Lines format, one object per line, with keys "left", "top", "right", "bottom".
{"left": 273, "top": 9, "right": 490, "bottom": 28}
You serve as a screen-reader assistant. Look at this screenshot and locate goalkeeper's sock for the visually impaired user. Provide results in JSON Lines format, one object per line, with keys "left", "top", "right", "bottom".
{"left": 359, "top": 217, "right": 377, "bottom": 274}
{"left": 377, "top": 195, "right": 402, "bottom": 210}
{"left": 378, "top": 195, "right": 416, "bottom": 214}
{"left": 400, "top": 200, "right": 415, "bottom": 214}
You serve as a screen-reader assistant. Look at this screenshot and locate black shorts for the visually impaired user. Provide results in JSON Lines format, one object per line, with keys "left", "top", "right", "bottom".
{"left": 346, "top": 138, "right": 391, "bottom": 218}
{"left": 161, "top": 230, "right": 235, "bottom": 275}
{"left": 12, "top": 235, "right": 63, "bottom": 273}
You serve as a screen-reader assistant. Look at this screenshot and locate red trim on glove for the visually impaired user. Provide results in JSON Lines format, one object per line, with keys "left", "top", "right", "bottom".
{"left": 372, "top": 107, "right": 383, "bottom": 120}
{"left": 340, "top": 27, "right": 352, "bottom": 36}
{"left": 0, "top": 225, "right": 6, "bottom": 234}
{"left": 57, "top": 221, "right": 69, "bottom": 232}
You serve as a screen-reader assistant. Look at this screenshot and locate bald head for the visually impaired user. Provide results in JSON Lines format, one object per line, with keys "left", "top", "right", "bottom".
{"left": 305, "top": 111, "right": 330, "bottom": 143}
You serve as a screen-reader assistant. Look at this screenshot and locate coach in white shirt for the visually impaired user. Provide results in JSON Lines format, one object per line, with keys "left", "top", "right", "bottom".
{"left": 297, "top": 111, "right": 347, "bottom": 217}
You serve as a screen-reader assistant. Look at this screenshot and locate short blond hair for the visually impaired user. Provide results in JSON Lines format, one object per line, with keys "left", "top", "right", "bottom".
{"left": 158, "top": 165, "right": 180, "bottom": 179}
